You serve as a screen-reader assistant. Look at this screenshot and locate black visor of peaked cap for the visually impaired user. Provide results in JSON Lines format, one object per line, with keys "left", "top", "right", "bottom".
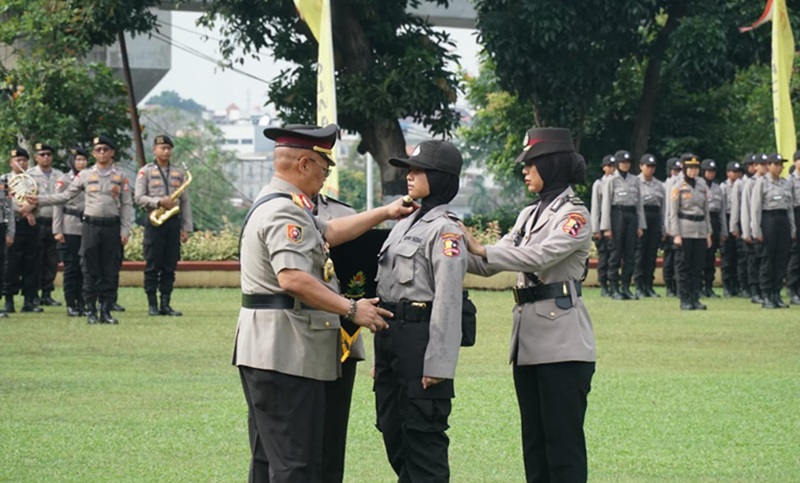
{"left": 263, "top": 124, "right": 339, "bottom": 165}
{"left": 389, "top": 140, "right": 463, "bottom": 176}
{"left": 514, "top": 127, "right": 575, "bottom": 164}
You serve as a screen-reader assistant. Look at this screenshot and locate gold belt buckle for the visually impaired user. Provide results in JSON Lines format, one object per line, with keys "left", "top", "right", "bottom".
{"left": 410, "top": 302, "right": 427, "bottom": 308}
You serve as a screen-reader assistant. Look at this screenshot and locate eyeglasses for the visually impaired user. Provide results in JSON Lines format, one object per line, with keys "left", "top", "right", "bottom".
{"left": 305, "top": 157, "right": 331, "bottom": 179}
{"left": 94, "top": 146, "right": 111, "bottom": 153}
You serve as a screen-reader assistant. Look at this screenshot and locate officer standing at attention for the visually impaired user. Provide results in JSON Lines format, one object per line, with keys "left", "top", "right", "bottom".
{"left": 234, "top": 124, "right": 411, "bottom": 483}
{"left": 601, "top": 149, "right": 646, "bottom": 300}
{"left": 700, "top": 159, "right": 728, "bottom": 298}
{"left": 28, "top": 143, "right": 64, "bottom": 307}
{"left": 662, "top": 157, "right": 683, "bottom": 297}
{"left": 787, "top": 151, "right": 800, "bottom": 304}
{"left": 53, "top": 147, "right": 88, "bottom": 316}
{"left": 373, "top": 140, "right": 467, "bottom": 482}
{"left": 24, "top": 136, "right": 134, "bottom": 325}
{"left": 590, "top": 155, "right": 615, "bottom": 296}
{"left": 750, "top": 153, "right": 796, "bottom": 308}
{"left": 720, "top": 161, "right": 744, "bottom": 296}
{"left": 134, "top": 135, "right": 193, "bottom": 316}
{"left": 741, "top": 154, "right": 769, "bottom": 304}
{"left": 463, "top": 127, "right": 595, "bottom": 483}
{"left": 669, "top": 154, "right": 712, "bottom": 310}
{"left": 5, "top": 148, "right": 41, "bottom": 313}
{"left": 733, "top": 154, "right": 757, "bottom": 298}
{"left": 634, "top": 154, "right": 665, "bottom": 298}
{"left": 0, "top": 156, "right": 15, "bottom": 317}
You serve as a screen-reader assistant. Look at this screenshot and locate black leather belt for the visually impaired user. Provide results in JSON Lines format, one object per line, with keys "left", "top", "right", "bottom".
{"left": 644, "top": 205, "right": 661, "bottom": 213}
{"left": 64, "top": 208, "right": 83, "bottom": 218}
{"left": 83, "top": 215, "right": 120, "bottom": 226}
{"left": 36, "top": 217, "right": 52, "bottom": 224}
{"left": 613, "top": 205, "right": 636, "bottom": 213}
{"left": 241, "top": 293, "right": 312, "bottom": 310}
{"left": 762, "top": 209, "right": 789, "bottom": 216}
{"left": 678, "top": 213, "right": 704, "bottom": 222}
{"left": 380, "top": 300, "right": 432, "bottom": 322}
{"left": 513, "top": 281, "right": 582, "bottom": 305}
{"left": 710, "top": 210, "right": 721, "bottom": 218}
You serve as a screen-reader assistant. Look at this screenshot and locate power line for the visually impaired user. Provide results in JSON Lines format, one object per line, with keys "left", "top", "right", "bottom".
{"left": 155, "top": 20, "right": 223, "bottom": 42}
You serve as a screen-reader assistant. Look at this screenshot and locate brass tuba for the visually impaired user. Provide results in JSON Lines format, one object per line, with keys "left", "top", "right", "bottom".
{"left": 149, "top": 165, "right": 192, "bottom": 227}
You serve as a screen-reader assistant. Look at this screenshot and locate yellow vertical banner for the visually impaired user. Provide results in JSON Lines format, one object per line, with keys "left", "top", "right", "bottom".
{"left": 294, "top": 0, "right": 339, "bottom": 197}
{"left": 772, "top": 0, "right": 796, "bottom": 175}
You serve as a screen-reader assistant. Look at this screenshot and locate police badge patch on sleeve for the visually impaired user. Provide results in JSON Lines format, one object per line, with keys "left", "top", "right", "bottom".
{"left": 562, "top": 213, "right": 587, "bottom": 237}
{"left": 442, "top": 232, "right": 462, "bottom": 257}
{"left": 287, "top": 224, "right": 303, "bottom": 243}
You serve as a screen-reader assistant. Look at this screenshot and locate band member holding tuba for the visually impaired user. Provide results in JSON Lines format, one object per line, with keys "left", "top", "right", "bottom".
{"left": 134, "top": 135, "right": 193, "bottom": 316}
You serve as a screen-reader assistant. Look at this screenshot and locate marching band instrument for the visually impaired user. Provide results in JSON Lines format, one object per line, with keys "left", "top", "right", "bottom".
{"left": 149, "top": 166, "right": 192, "bottom": 226}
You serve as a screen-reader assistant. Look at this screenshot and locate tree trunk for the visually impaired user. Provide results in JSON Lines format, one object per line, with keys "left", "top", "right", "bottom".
{"left": 630, "top": 13, "right": 682, "bottom": 161}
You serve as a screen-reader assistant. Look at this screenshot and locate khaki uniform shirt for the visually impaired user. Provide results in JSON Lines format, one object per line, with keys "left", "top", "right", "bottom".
{"left": 38, "top": 165, "right": 134, "bottom": 238}
{"left": 376, "top": 205, "right": 467, "bottom": 379}
{"left": 53, "top": 171, "right": 85, "bottom": 236}
{"left": 468, "top": 187, "right": 596, "bottom": 366}
{"left": 707, "top": 181, "right": 728, "bottom": 237}
{"left": 751, "top": 175, "right": 796, "bottom": 240}
{"left": 669, "top": 178, "right": 712, "bottom": 239}
{"left": 640, "top": 174, "right": 666, "bottom": 236}
{"left": 740, "top": 174, "right": 761, "bottom": 240}
{"left": 600, "top": 171, "right": 646, "bottom": 231}
{"left": 0, "top": 175, "right": 15, "bottom": 238}
{"left": 134, "top": 163, "right": 193, "bottom": 233}
{"left": 28, "top": 166, "right": 64, "bottom": 219}
{"left": 233, "top": 178, "right": 342, "bottom": 381}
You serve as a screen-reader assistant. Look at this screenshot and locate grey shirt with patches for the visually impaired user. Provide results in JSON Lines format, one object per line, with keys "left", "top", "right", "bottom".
{"left": 28, "top": 165, "right": 64, "bottom": 219}
{"left": 52, "top": 171, "right": 85, "bottom": 237}
{"left": 750, "top": 174, "right": 796, "bottom": 240}
{"left": 722, "top": 178, "right": 742, "bottom": 234}
{"left": 669, "top": 177, "right": 712, "bottom": 239}
{"left": 707, "top": 180, "right": 728, "bottom": 237}
{"left": 134, "top": 163, "right": 193, "bottom": 233}
{"left": 590, "top": 175, "right": 609, "bottom": 234}
{"left": 639, "top": 174, "right": 666, "bottom": 236}
{"left": 600, "top": 171, "right": 646, "bottom": 231}
{"left": 790, "top": 171, "right": 800, "bottom": 208}
{"left": 740, "top": 174, "right": 762, "bottom": 240}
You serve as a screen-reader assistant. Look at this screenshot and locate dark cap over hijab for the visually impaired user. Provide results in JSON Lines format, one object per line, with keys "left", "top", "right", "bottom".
{"left": 515, "top": 128, "right": 575, "bottom": 164}
{"left": 515, "top": 127, "right": 586, "bottom": 210}
{"left": 390, "top": 140, "right": 463, "bottom": 176}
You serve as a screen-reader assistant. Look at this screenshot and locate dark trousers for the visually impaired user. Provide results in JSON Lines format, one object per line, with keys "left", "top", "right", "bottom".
{"left": 607, "top": 207, "right": 637, "bottom": 285}
{"left": 787, "top": 208, "right": 800, "bottom": 291}
{"left": 59, "top": 234, "right": 83, "bottom": 307}
{"left": 662, "top": 236, "right": 679, "bottom": 291}
{"left": 81, "top": 221, "right": 121, "bottom": 306}
{"left": 239, "top": 366, "right": 326, "bottom": 483}
{"left": 634, "top": 210, "right": 661, "bottom": 286}
{"left": 143, "top": 218, "right": 181, "bottom": 295}
{"left": 0, "top": 224, "right": 6, "bottom": 299}
{"left": 374, "top": 320, "right": 453, "bottom": 483}
{"left": 322, "top": 358, "right": 357, "bottom": 483}
{"left": 736, "top": 237, "right": 749, "bottom": 291}
{"left": 678, "top": 237, "right": 706, "bottom": 301}
{"left": 757, "top": 211, "right": 792, "bottom": 294}
{"left": 36, "top": 217, "right": 58, "bottom": 294}
{"left": 746, "top": 242, "right": 760, "bottom": 293}
{"left": 720, "top": 214, "right": 738, "bottom": 290}
{"left": 513, "top": 362, "right": 595, "bottom": 483}
{"left": 703, "top": 213, "right": 722, "bottom": 290}
{"left": 5, "top": 218, "right": 40, "bottom": 299}
{"left": 112, "top": 243, "right": 124, "bottom": 304}
{"left": 595, "top": 238, "right": 610, "bottom": 285}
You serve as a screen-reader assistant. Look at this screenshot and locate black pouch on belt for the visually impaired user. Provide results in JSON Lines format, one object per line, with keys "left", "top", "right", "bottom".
{"left": 461, "top": 290, "right": 477, "bottom": 347}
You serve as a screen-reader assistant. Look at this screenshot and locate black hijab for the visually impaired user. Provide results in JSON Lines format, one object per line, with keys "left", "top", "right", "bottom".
{"left": 529, "top": 151, "right": 587, "bottom": 211}
{"left": 412, "top": 169, "right": 460, "bottom": 223}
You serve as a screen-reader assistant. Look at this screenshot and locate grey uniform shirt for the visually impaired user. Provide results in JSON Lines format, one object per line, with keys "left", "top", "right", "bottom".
{"left": 722, "top": 178, "right": 741, "bottom": 234}
{"left": 707, "top": 181, "right": 728, "bottom": 237}
{"left": 52, "top": 171, "right": 85, "bottom": 237}
{"left": 468, "top": 187, "right": 595, "bottom": 366}
{"left": 134, "top": 163, "right": 193, "bottom": 233}
{"left": 37, "top": 165, "right": 134, "bottom": 238}
{"left": 0, "top": 175, "right": 15, "bottom": 239}
{"left": 639, "top": 174, "right": 666, "bottom": 236}
{"left": 600, "top": 171, "right": 646, "bottom": 231}
{"left": 589, "top": 176, "right": 607, "bottom": 234}
{"left": 376, "top": 205, "right": 467, "bottom": 379}
{"left": 669, "top": 178, "right": 712, "bottom": 238}
{"left": 28, "top": 166, "right": 64, "bottom": 219}
{"left": 790, "top": 171, "right": 800, "bottom": 208}
{"left": 740, "top": 175, "right": 761, "bottom": 240}
{"left": 750, "top": 175, "right": 796, "bottom": 240}
{"left": 234, "top": 177, "right": 342, "bottom": 381}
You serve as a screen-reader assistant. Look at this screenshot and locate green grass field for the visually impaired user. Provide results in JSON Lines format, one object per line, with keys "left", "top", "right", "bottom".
{"left": 1, "top": 288, "right": 799, "bottom": 482}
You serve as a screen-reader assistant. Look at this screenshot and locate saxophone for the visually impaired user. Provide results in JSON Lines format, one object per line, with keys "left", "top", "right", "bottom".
{"left": 149, "top": 167, "right": 192, "bottom": 227}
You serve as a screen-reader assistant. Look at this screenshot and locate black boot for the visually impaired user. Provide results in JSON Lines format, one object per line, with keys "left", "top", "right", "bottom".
{"left": 692, "top": 292, "right": 707, "bottom": 310}
{"left": 762, "top": 291, "right": 778, "bottom": 309}
{"left": 774, "top": 291, "right": 789, "bottom": 309}
{"left": 600, "top": 281, "right": 610, "bottom": 297}
{"left": 751, "top": 287, "right": 764, "bottom": 304}
{"left": 160, "top": 295, "right": 183, "bottom": 316}
{"left": 5, "top": 296, "right": 15, "bottom": 314}
{"left": 620, "top": 284, "right": 637, "bottom": 300}
{"left": 722, "top": 280, "right": 733, "bottom": 298}
{"left": 0, "top": 307, "right": 7, "bottom": 318}
{"left": 99, "top": 303, "right": 119, "bottom": 324}
{"left": 21, "top": 296, "right": 43, "bottom": 313}
{"left": 791, "top": 287, "right": 800, "bottom": 305}
{"left": 109, "top": 302, "right": 126, "bottom": 312}
{"left": 635, "top": 281, "right": 649, "bottom": 298}
{"left": 739, "top": 285, "right": 751, "bottom": 298}
{"left": 148, "top": 293, "right": 161, "bottom": 316}
{"left": 646, "top": 282, "right": 660, "bottom": 298}
{"left": 704, "top": 285, "right": 719, "bottom": 298}
{"left": 86, "top": 303, "right": 99, "bottom": 324}
{"left": 665, "top": 282, "right": 677, "bottom": 298}
{"left": 41, "top": 291, "right": 62, "bottom": 306}
{"left": 680, "top": 288, "right": 695, "bottom": 310}
{"left": 610, "top": 282, "right": 625, "bottom": 300}
{"left": 66, "top": 305, "right": 83, "bottom": 317}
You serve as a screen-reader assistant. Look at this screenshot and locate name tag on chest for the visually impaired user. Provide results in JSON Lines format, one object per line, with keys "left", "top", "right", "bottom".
{"left": 772, "top": 195, "right": 784, "bottom": 201}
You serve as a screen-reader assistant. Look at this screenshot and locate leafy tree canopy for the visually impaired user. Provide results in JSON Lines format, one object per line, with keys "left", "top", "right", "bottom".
{"left": 146, "top": 91, "right": 209, "bottom": 117}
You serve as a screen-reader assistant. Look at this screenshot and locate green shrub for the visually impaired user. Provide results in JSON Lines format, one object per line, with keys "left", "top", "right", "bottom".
{"left": 125, "top": 221, "right": 240, "bottom": 261}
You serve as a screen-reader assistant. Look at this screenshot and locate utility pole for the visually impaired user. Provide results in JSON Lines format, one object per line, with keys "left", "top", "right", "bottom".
{"left": 118, "top": 31, "right": 146, "bottom": 168}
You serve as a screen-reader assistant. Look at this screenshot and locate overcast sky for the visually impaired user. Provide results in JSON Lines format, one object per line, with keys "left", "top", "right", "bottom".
{"left": 143, "top": 12, "right": 483, "bottom": 113}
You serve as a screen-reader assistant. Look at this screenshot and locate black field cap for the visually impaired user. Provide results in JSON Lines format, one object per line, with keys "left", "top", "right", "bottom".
{"left": 640, "top": 154, "right": 656, "bottom": 166}
{"left": 389, "top": 140, "right": 463, "bottom": 176}
{"left": 264, "top": 124, "right": 339, "bottom": 165}
{"left": 700, "top": 159, "right": 717, "bottom": 171}
{"left": 34, "top": 143, "right": 54, "bottom": 153}
{"left": 754, "top": 153, "right": 769, "bottom": 164}
{"left": 93, "top": 135, "right": 116, "bottom": 150}
{"left": 154, "top": 134, "right": 174, "bottom": 147}
{"left": 766, "top": 153, "right": 786, "bottom": 163}
{"left": 667, "top": 157, "right": 681, "bottom": 170}
{"left": 726, "top": 161, "right": 743, "bottom": 172}
{"left": 10, "top": 147, "right": 29, "bottom": 159}
{"left": 742, "top": 152, "right": 754, "bottom": 165}
{"left": 514, "top": 127, "right": 575, "bottom": 164}
{"left": 601, "top": 154, "right": 616, "bottom": 166}
{"left": 680, "top": 153, "right": 700, "bottom": 166}
{"left": 614, "top": 150, "right": 632, "bottom": 162}
{"left": 69, "top": 146, "right": 89, "bottom": 158}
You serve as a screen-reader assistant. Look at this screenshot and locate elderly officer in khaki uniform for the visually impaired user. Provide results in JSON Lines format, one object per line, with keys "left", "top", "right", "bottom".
{"left": 669, "top": 154, "right": 712, "bottom": 310}
{"left": 25, "top": 135, "right": 134, "bottom": 325}
{"left": 53, "top": 147, "right": 88, "bottom": 316}
{"left": 134, "top": 134, "right": 193, "bottom": 317}
{"left": 234, "top": 124, "right": 412, "bottom": 483}
{"left": 463, "top": 128, "right": 595, "bottom": 483}
{"left": 750, "top": 153, "right": 796, "bottom": 308}
{"left": 372, "top": 140, "right": 467, "bottom": 482}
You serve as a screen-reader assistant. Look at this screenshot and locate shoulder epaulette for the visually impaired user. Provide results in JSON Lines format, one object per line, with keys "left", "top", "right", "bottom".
{"left": 550, "top": 194, "right": 584, "bottom": 212}
{"left": 445, "top": 211, "right": 462, "bottom": 223}
{"left": 323, "top": 195, "right": 351, "bottom": 209}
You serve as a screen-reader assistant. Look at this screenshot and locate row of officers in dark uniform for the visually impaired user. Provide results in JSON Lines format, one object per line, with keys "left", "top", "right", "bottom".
{"left": 1, "top": 134, "right": 193, "bottom": 324}
{"left": 591, "top": 149, "right": 800, "bottom": 310}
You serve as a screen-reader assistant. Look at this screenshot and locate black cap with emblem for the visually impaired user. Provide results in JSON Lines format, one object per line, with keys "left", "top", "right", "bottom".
{"left": 10, "top": 147, "right": 29, "bottom": 159}
{"left": 614, "top": 150, "right": 632, "bottom": 163}
{"left": 700, "top": 159, "right": 717, "bottom": 171}
{"left": 754, "top": 153, "right": 769, "bottom": 164}
{"left": 667, "top": 157, "right": 681, "bottom": 171}
{"left": 34, "top": 143, "right": 54, "bottom": 154}
{"left": 389, "top": 140, "right": 463, "bottom": 176}
{"left": 766, "top": 152, "right": 786, "bottom": 164}
{"left": 514, "top": 127, "right": 575, "bottom": 164}
{"left": 264, "top": 124, "right": 339, "bottom": 165}
{"left": 742, "top": 152, "right": 755, "bottom": 165}
{"left": 726, "top": 161, "right": 743, "bottom": 172}
{"left": 154, "top": 134, "right": 174, "bottom": 147}
{"left": 640, "top": 154, "right": 656, "bottom": 166}
{"left": 93, "top": 135, "right": 116, "bottom": 150}
{"left": 69, "top": 146, "right": 89, "bottom": 158}
{"left": 601, "top": 154, "right": 615, "bottom": 166}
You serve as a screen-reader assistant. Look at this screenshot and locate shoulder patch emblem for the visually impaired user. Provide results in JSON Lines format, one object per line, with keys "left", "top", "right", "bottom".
{"left": 287, "top": 224, "right": 303, "bottom": 243}
{"left": 442, "top": 233, "right": 461, "bottom": 257}
{"left": 562, "top": 213, "right": 587, "bottom": 238}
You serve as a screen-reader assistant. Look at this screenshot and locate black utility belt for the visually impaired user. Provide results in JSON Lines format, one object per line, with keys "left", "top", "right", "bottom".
{"left": 643, "top": 205, "right": 661, "bottom": 213}
{"left": 612, "top": 205, "right": 636, "bottom": 213}
{"left": 241, "top": 293, "right": 312, "bottom": 310}
{"left": 83, "top": 215, "right": 120, "bottom": 226}
{"left": 64, "top": 208, "right": 84, "bottom": 218}
{"left": 380, "top": 300, "right": 433, "bottom": 323}
{"left": 762, "top": 209, "right": 790, "bottom": 216}
{"left": 513, "top": 281, "right": 582, "bottom": 305}
{"left": 36, "top": 217, "right": 53, "bottom": 224}
{"left": 678, "top": 213, "right": 704, "bottom": 222}
{"left": 710, "top": 211, "right": 721, "bottom": 218}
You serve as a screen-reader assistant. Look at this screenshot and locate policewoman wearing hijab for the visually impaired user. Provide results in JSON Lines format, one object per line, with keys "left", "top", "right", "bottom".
{"left": 669, "top": 154, "right": 712, "bottom": 310}
{"left": 462, "top": 128, "right": 595, "bottom": 483}
{"left": 373, "top": 140, "right": 467, "bottom": 482}
{"left": 53, "top": 146, "right": 88, "bottom": 316}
